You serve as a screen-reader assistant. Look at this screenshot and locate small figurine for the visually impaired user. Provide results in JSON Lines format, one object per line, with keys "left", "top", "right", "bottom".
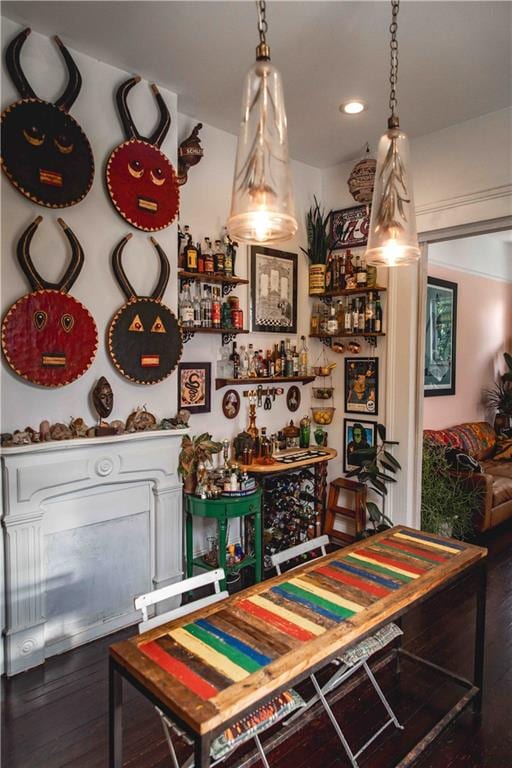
{"left": 70, "top": 417, "right": 88, "bottom": 438}
{"left": 92, "top": 376, "right": 116, "bottom": 436}
{"left": 39, "top": 420, "right": 51, "bottom": 441}
{"left": 50, "top": 423, "right": 72, "bottom": 441}
{"left": 126, "top": 406, "right": 157, "bottom": 432}
{"left": 109, "top": 420, "right": 125, "bottom": 435}
{"left": 177, "top": 123, "right": 204, "bottom": 185}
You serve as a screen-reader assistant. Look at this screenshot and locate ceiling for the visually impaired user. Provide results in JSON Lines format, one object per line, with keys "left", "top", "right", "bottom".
{"left": 2, "top": 1, "right": 511, "bottom": 168}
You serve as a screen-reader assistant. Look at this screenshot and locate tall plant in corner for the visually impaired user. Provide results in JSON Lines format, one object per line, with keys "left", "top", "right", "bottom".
{"left": 301, "top": 196, "right": 331, "bottom": 294}
{"left": 483, "top": 352, "right": 512, "bottom": 432}
{"left": 346, "top": 423, "right": 401, "bottom": 535}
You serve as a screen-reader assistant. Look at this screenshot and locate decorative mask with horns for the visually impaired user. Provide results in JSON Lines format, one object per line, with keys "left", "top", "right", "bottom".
{"left": 105, "top": 77, "right": 180, "bottom": 231}
{"left": 108, "top": 235, "right": 183, "bottom": 384}
{"left": 1, "top": 28, "right": 94, "bottom": 208}
{"left": 1, "top": 217, "right": 98, "bottom": 386}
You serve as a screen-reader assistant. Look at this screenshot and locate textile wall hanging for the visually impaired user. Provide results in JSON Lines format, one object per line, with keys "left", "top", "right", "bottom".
{"left": 1, "top": 28, "right": 94, "bottom": 208}
{"left": 1, "top": 216, "right": 98, "bottom": 386}
{"left": 105, "top": 77, "right": 179, "bottom": 231}
{"left": 108, "top": 234, "right": 183, "bottom": 384}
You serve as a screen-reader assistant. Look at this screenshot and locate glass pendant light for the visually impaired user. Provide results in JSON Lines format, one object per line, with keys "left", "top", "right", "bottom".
{"left": 366, "top": 0, "right": 420, "bottom": 266}
{"left": 228, "top": 1, "right": 297, "bottom": 244}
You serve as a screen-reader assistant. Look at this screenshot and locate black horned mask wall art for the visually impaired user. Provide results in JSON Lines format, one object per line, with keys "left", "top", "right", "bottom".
{"left": 106, "top": 77, "right": 180, "bottom": 231}
{"left": 1, "top": 28, "right": 94, "bottom": 207}
{"left": 108, "top": 234, "right": 183, "bottom": 384}
{"left": 1, "top": 216, "right": 98, "bottom": 387}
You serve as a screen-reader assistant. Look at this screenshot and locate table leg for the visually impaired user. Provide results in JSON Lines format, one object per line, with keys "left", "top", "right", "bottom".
{"left": 185, "top": 511, "right": 194, "bottom": 578}
{"left": 254, "top": 508, "right": 262, "bottom": 583}
{"left": 195, "top": 734, "right": 211, "bottom": 768}
{"left": 218, "top": 518, "right": 228, "bottom": 590}
{"left": 108, "top": 658, "right": 123, "bottom": 768}
{"left": 473, "top": 561, "right": 487, "bottom": 713}
{"left": 314, "top": 461, "right": 328, "bottom": 535}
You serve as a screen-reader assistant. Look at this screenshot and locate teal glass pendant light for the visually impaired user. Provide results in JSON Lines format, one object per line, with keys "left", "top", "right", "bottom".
{"left": 366, "top": 0, "right": 421, "bottom": 266}
{"left": 228, "top": 1, "right": 297, "bottom": 244}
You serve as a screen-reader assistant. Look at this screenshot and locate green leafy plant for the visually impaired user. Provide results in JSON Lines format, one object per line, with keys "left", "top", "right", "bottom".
{"left": 421, "top": 440, "right": 481, "bottom": 540}
{"left": 483, "top": 353, "right": 512, "bottom": 416}
{"left": 178, "top": 433, "right": 222, "bottom": 480}
{"left": 346, "top": 423, "right": 401, "bottom": 533}
{"left": 301, "top": 196, "right": 331, "bottom": 265}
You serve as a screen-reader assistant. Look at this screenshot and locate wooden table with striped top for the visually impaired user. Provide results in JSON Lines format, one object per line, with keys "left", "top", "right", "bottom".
{"left": 109, "top": 526, "right": 487, "bottom": 767}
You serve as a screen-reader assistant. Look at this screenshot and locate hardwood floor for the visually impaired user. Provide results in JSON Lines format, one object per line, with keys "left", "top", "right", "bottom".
{"left": 3, "top": 520, "right": 512, "bottom": 768}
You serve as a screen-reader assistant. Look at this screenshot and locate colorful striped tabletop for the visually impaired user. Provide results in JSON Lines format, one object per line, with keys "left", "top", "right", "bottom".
{"left": 110, "top": 526, "right": 486, "bottom": 734}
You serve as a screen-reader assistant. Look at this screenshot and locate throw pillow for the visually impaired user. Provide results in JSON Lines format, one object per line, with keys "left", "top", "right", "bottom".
{"left": 445, "top": 447, "right": 482, "bottom": 473}
{"left": 494, "top": 439, "right": 512, "bottom": 461}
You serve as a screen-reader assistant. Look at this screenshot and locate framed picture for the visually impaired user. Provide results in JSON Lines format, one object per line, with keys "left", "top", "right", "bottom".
{"left": 250, "top": 246, "right": 297, "bottom": 333}
{"left": 177, "top": 362, "right": 211, "bottom": 413}
{"left": 424, "top": 277, "right": 457, "bottom": 397}
{"left": 344, "top": 419, "right": 377, "bottom": 473}
{"left": 329, "top": 205, "right": 370, "bottom": 250}
{"left": 345, "top": 357, "right": 379, "bottom": 415}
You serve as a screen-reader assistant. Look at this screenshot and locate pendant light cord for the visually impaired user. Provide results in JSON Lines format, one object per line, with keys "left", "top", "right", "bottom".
{"left": 256, "top": 0, "right": 271, "bottom": 60}
{"left": 388, "top": 0, "right": 400, "bottom": 128}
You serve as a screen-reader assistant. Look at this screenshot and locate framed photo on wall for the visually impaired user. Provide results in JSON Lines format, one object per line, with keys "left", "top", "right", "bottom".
{"left": 329, "top": 205, "right": 370, "bottom": 250}
{"left": 345, "top": 357, "right": 379, "bottom": 415}
{"left": 250, "top": 246, "right": 297, "bottom": 333}
{"left": 344, "top": 419, "right": 377, "bottom": 473}
{"left": 177, "top": 362, "right": 211, "bottom": 413}
{"left": 424, "top": 277, "right": 457, "bottom": 397}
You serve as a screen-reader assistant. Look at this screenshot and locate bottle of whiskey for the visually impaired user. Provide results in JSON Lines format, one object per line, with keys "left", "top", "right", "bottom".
{"left": 356, "top": 253, "right": 367, "bottom": 288}
{"left": 299, "top": 336, "right": 309, "bottom": 376}
{"left": 327, "top": 304, "right": 338, "bottom": 335}
{"left": 230, "top": 341, "right": 240, "bottom": 379}
{"left": 197, "top": 242, "right": 204, "bottom": 274}
{"left": 292, "top": 346, "right": 300, "bottom": 376}
{"left": 365, "top": 291, "right": 374, "bottom": 332}
{"left": 185, "top": 235, "right": 198, "bottom": 273}
{"left": 358, "top": 297, "right": 366, "bottom": 332}
{"left": 375, "top": 292, "right": 383, "bottom": 333}
{"left": 351, "top": 299, "right": 359, "bottom": 333}
{"left": 214, "top": 239, "right": 225, "bottom": 275}
{"left": 203, "top": 238, "right": 215, "bottom": 275}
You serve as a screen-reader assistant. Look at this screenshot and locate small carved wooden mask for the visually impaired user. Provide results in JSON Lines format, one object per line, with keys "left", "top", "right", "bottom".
{"left": 1, "top": 28, "right": 94, "bottom": 208}
{"left": 106, "top": 77, "right": 179, "bottom": 231}
{"left": 1, "top": 217, "right": 98, "bottom": 386}
{"left": 92, "top": 376, "right": 114, "bottom": 420}
{"left": 108, "top": 235, "right": 183, "bottom": 384}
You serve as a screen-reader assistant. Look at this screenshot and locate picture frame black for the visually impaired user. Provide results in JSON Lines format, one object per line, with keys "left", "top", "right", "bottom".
{"left": 344, "top": 418, "right": 377, "bottom": 473}
{"left": 424, "top": 276, "right": 458, "bottom": 397}
{"left": 177, "top": 362, "right": 211, "bottom": 414}
{"left": 250, "top": 246, "right": 297, "bottom": 333}
{"left": 344, "top": 357, "right": 379, "bottom": 415}
{"left": 329, "top": 205, "right": 370, "bottom": 250}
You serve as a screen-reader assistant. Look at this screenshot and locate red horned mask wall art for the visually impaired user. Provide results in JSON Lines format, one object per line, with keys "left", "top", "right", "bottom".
{"left": 108, "top": 234, "right": 183, "bottom": 384}
{"left": 1, "top": 28, "right": 94, "bottom": 208}
{"left": 106, "top": 77, "right": 180, "bottom": 231}
{"left": 2, "top": 216, "right": 98, "bottom": 386}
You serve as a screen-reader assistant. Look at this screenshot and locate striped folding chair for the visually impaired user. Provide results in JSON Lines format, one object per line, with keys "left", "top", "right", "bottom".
{"left": 134, "top": 569, "right": 304, "bottom": 768}
{"left": 271, "top": 536, "right": 403, "bottom": 768}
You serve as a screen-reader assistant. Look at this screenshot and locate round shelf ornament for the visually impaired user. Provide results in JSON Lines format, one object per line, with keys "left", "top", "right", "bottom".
{"left": 106, "top": 77, "right": 179, "bottom": 231}
{"left": 108, "top": 234, "right": 183, "bottom": 384}
{"left": 1, "top": 28, "right": 94, "bottom": 208}
{"left": 1, "top": 216, "right": 98, "bottom": 387}
{"left": 347, "top": 143, "right": 376, "bottom": 204}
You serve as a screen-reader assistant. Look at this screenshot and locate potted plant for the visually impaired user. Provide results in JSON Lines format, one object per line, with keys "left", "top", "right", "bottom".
{"left": 345, "top": 423, "right": 401, "bottom": 536}
{"left": 301, "top": 196, "right": 331, "bottom": 294}
{"left": 421, "top": 440, "right": 481, "bottom": 539}
{"left": 483, "top": 352, "right": 512, "bottom": 433}
{"left": 178, "top": 433, "right": 222, "bottom": 493}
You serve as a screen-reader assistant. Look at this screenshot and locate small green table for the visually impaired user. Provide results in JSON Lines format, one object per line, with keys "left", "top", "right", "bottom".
{"left": 184, "top": 488, "right": 263, "bottom": 589}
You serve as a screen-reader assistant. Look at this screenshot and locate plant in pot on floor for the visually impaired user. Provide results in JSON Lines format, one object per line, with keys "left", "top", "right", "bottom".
{"left": 421, "top": 440, "right": 481, "bottom": 540}
{"left": 178, "top": 433, "right": 222, "bottom": 493}
{"left": 483, "top": 352, "right": 512, "bottom": 434}
{"left": 346, "top": 423, "right": 401, "bottom": 537}
{"left": 301, "top": 196, "right": 331, "bottom": 295}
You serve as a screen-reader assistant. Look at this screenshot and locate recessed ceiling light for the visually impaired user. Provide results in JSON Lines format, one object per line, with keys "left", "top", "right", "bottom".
{"left": 340, "top": 100, "right": 367, "bottom": 115}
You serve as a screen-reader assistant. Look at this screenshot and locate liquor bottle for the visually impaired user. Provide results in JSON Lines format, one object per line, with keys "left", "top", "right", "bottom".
{"left": 197, "top": 242, "right": 204, "bottom": 274}
{"left": 292, "top": 346, "right": 300, "bottom": 376}
{"left": 299, "top": 336, "right": 309, "bottom": 376}
{"left": 344, "top": 299, "right": 353, "bottom": 333}
{"left": 327, "top": 305, "right": 338, "bottom": 335}
{"left": 230, "top": 341, "right": 240, "bottom": 379}
{"left": 345, "top": 250, "right": 355, "bottom": 287}
{"left": 279, "top": 340, "right": 286, "bottom": 373}
{"left": 310, "top": 303, "right": 320, "bottom": 335}
{"left": 179, "top": 284, "right": 194, "bottom": 327}
{"left": 248, "top": 343, "right": 257, "bottom": 377}
{"left": 203, "top": 238, "right": 215, "bottom": 275}
{"left": 324, "top": 253, "right": 332, "bottom": 291}
{"left": 375, "top": 292, "right": 383, "bottom": 333}
{"left": 224, "top": 240, "right": 233, "bottom": 277}
{"left": 211, "top": 286, "right": 221, "bottom": 328}
{"left": 336, "top": 300, "right": 345, "bottom": 332}
{"left": 285, "top": 339, "right": 293, "bottom": 377}
{"left": 319, "top": 304, "right": 329, "bottom": 335}
{"left": 193, "top": 284, "right": 201, "bottom": 327}
{"left": 238, "top": 345, "right": 248, "bottom": 378}
{"left": 358, "top": 297, "right": 366, "bottom": 332}
{"left": 365, "top": 291, "right": 375, "bottom": 332}
{"left": 213, "top": 240, "right": 225, "bottom": 275}
{"left": 257, "top": 350, "right": 266, "bottom": 377}
{"left": 351, "top": 299, "right": 359, "bottom": 332}
{"left": 185, "top": 235, "right": 198, "bottom": 273}
{"left": 178, "top": 224, "right": 185, "bottom": 269}
{"left": 274, "top": 343, "right": 282, "bottom": 375}
{"left": 267, "top": 349, "right": 275, "bottom": 377}
{"left": 260, "top": 427, "right": 271, "bottom": 460}
{"left": 357, "top": 253, "right": 368, "bottom": 288}
{"left": 339, "top": 252, "right": 346, "bottom": 289}
{"left": 201, "top": 286, "right": 211, "bottom": 327}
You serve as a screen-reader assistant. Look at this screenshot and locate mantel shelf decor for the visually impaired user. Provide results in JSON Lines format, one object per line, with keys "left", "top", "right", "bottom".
{"left": 215, "top": 375, "right": 315, "bottom": 391}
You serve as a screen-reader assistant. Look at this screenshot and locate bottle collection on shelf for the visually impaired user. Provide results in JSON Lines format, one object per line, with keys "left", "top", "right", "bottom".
{"left": 324, "top": 249, "right": 377, "bottom": 292}
{"left": 179, "top": 285, "right": 244, "bottom": 330}
{"left": 217, "top": 337, "right": 309, "bottom": 380}
{"left": 178, "top": 225, "right": 237, "bottom": 277}
{"left": 310, "top": 291, "right": 383, "bottom": 336}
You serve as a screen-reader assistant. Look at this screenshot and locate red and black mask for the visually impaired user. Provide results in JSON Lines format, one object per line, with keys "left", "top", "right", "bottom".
{"left": 2, "top": 217, "right": 98, "bottom": 387}
{"left": 1, "top": 28, "right": 94, "bottom": 208}
{"left": 108, "top": 235, "right": 182, "bottom": 384}
{"left": 106, "top": 77, "right": 179, "bottom": 231}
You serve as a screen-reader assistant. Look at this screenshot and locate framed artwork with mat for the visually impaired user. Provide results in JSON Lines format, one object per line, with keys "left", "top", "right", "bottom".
{"left": 344, "top": 419, "right": 377, "bottom": 473}
{"left": 345, "top": 357, "right": 379, "bottom": 415}
{"left": 329, "top": 205, "right": 369, "bottom": 250}
{"left": 424, "top": 276, "right": 457, "bottom": 397}
{"left": 178, "top": 362, "right": 211, "bottom": 414}
{"left": 250, "top": 246, "right": 297, "bottom": 334}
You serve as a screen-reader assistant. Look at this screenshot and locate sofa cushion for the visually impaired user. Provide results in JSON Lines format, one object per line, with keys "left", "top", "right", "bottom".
{"left": 482, "top": 459, "right": 512, "bottom": 480}
{"left": 449, "top": 423, "right": 497, "bottom": 461}
{"left": 423, "top": 429, "right": 464, "bottom": 450}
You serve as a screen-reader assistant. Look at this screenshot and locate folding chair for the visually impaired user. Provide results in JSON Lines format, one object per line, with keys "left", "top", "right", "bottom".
{"left": 134, "top": 569, "right": 304, "bottom": 768}
{"left": 271, "top": 537, "right": 404, "bottom": 768}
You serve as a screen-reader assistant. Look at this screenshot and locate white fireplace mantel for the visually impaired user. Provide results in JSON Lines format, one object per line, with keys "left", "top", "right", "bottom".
{"left": 1, "top": 429, "right": 188, "bottom": 675}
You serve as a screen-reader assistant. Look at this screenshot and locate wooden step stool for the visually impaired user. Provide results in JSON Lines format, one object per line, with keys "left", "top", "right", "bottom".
{"left": 324, "top": 477, "right": 367, "bottom": 543}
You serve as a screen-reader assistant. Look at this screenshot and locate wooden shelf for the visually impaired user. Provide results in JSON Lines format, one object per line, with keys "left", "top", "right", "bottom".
{"left": 215, "top": 375, "right": 315, "bottom": 391}
{"left": 309, "top": 332, "right": 386, "bottom": 339}
{"left": 309, "top": 285, "right": 387, "bottom": 299}
{"left": 181, "top": 327, "right": 249, "bottom": 345}
{"left": 178, "top": 271, "right": 248, "bottom": 287}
